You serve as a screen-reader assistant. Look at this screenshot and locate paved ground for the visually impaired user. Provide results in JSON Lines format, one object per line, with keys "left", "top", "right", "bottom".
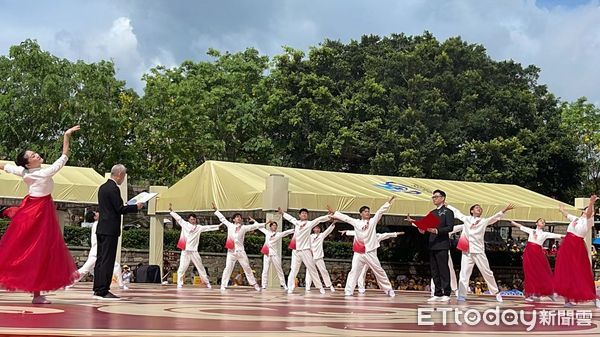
{"left": 0, "top": 283, "right": 598, "bottom": 336}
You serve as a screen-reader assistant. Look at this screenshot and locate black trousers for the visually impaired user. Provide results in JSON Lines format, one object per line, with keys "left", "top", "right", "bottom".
{"left": 93, "top": 234, "right": 119, "bottom": 296}
{"left": 430, "top": 249, "right": 451, "bottom": 296}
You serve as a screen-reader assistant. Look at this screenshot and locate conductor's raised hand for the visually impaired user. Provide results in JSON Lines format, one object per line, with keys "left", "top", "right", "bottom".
{"left": 388, "top": 195, "right": 396, "bottom": 204}
{"left": 168, "top": 203, "right": 173, "bottom": 212}
{"left": 277, "top": 207, "right": 284, "bottom": 214}
{"left": 211, "top": 202, "right": 217, "bottom": 211}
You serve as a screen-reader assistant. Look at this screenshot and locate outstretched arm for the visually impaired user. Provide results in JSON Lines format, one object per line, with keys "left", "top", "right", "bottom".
{"left": 486, "top": 203, "right": 515, "bottom": 225}
{"left": 321, "top": 221, "right": 337, "bottom": 237}
{"left": 371, "top": 196, "right": 394, "bottom": 225}
{"left": 212, "top": 203, "right": 233, "bottom": 227}
{"left": 510, "top": 220, "right": 533, "bottom": 235}
{"left": 445, "top": 204, "right": 468, "bottom": 222}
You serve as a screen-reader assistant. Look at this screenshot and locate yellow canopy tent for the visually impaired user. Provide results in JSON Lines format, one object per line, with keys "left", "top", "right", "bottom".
{"left": 1, "top": 160, "right": 105, "bottom": 204}
{"left": 155, "top": 160, "right": 579, "bottom": 223}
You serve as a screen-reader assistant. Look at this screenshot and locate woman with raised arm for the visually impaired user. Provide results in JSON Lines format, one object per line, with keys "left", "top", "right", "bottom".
{"left": 510, "top": 219, "right": 563, "bottom": 302}
{"left": 554, "top": 196, "right": 600, "bottom": 308}
{"left": 0, "top": 125, "right": 81, "bottom": 304}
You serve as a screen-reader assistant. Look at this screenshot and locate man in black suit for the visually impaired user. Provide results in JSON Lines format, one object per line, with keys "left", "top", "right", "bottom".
{"left": 93, "top": 164, "right": 142, "bottom": 300}
{"left": 419, "top": 189, "right": 454, "bottom": 302}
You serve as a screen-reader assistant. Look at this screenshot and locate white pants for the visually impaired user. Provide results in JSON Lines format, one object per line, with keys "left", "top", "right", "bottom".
{"left": 261, "top": 254, "right": 287, "bottom": 288}
{"left": 221, "top": 250, "right": 257, "bottom": 288}
{"left": 305, "top": 258, "right": 333, "bottom": 289}
{"left": 345, "top": 250, "right": 392, "bottom": 294}
{"left": 78, "top": 255, "right": 123, "bottom": 287}
{"left": 430, "top": 251, "right": 457, "bottom": 295}
{"left": 457, "top": 252, "right": 499, "bottom": 297}
{"left": 287, "top": 249, "right": 323, "bottom": 291}
{"left": 178, "top": 250, "right": 210, "bottom": 286}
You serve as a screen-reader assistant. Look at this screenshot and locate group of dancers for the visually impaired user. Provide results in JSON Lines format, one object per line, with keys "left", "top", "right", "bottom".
{"left": 0, "top": 125, "right": 598, "bottom": 309}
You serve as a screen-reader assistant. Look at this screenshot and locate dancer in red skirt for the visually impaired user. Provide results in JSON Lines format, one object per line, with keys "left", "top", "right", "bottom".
{"left": 555, "top": 195, "right": 600, "bottom": 308}
{"left": 510, "top": 219, "right": 564, "bottom": 302}
{"left": 0, "top": 125, "right": 80, "bottom": 304}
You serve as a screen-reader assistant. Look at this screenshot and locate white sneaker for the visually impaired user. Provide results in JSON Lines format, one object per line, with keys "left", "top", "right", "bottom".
{"left": 206, "top": 284, "right": 212, "bottom": 289}
{"left": 287, "top": 289, "right": 294, "bottom": 294}
{"left": 319, "top": 288, "right": 326, "bottom": 294}
{"left": 220, "top": 287, "right": 226, "bottom": 292}
{"left": 388, "top": 290, "right": 396, "bottom": 298}
{"left": 330, "top": 286, "right": 336, "bottom": 293}
{"left": 344, "top": 291, "right": 353, "bottom": 297}
{"left": 254, "top": 284, "right": 261, "bottom": 291}
{"left": 177, "top": 284, "right": 183, "bottom": 289}
{"left": 495, "top": 294, "right": 503, "bottom": 303}
{"left": 283, "top": 285, "right": 289, "bottom": 291}
{"left": 358, "top": 288, "right": 366, "bottom": 294}
{"left": 439, "top": 296, "right": 450, "bottom": 302}
{"left": 120, "top": 285, "right": 129, "bottom": 291}
{"left": 427, "top": 296, "right": 442, "bottom": 302}
{"left": 595, "top": 299, "right": 600, "bottom": 309}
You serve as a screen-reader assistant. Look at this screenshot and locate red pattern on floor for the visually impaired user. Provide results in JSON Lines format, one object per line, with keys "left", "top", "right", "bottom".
{"left": 0, "top": 283, "right": 598, "bottom": 336}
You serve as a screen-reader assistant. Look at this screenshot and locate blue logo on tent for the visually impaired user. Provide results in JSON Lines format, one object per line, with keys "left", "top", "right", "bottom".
{"left": 375, "top": 182, "right": 422, "bottom": 194}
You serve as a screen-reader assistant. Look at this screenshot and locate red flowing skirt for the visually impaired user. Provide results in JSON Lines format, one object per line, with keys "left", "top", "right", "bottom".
{"left": 0, "top": 195, "right": 78, "bottom": 292}
{"left": 522, "top": 242, "right": 554, "bottom": 296}
{"left": 554, "top": 232, "right": 597, "bottom": 302}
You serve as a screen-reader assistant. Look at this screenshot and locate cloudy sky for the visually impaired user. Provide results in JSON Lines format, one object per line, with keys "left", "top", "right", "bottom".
{"left": 1, "top": 0, "right": 599, "bottom": 103}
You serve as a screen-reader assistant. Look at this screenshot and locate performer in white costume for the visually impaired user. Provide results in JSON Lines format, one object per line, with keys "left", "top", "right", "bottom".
{"left": 305, "top": 221, "right": 337, "bottom": 292}
{"left": 445, "top": 202, "right": 514, "bottom": 302}
{"left": 257, "top": 220, "right": 294, "bottom": 290}
{"left": 279, "top": 207, "right": 331, "bottom": 294}
{"left": 342, "top": 230, "right": 404, "bottom": 294}
{"left": 329, "top": 196, "right": 397, "bottom": 297}
{"left": 212, "top": 203, "right": 263, "bottom": 291}
{"left": 170, "top": 204, "right": 222, "bottom": 288}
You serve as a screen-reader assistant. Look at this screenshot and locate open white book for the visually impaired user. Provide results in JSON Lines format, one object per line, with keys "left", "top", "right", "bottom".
{"left": 127, "top": 192, "right": 158, "bottom": 205}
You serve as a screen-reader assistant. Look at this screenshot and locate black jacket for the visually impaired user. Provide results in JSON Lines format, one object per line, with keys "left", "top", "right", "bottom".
{"left": 428, "top": 205, "right": 454, "bottom": 250}
{"left": 96, "top": 179, "right": 138, "bottom": 237}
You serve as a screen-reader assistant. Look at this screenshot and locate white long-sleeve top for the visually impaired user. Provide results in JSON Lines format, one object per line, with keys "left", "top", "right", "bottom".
{"left": 215, "top": 210, "right": 263, "bottom": 251}
{"left": 171, "top": 211, "right": 221, "bottom": 251}
{"left": 3, "top": 154, "right": 68, "bottom": 197}
{"left": 566, "top": 214, "right": 593, "bottom": 238}
{"left": 283, "top": 213, "right": 331, "bottom": 251}
{"left": 346, "top": 231, "right": 399, "bottom": 243}
{"left": 258, "top": 227, "right": 295, "bottom": 256}
{"left": 333, "top": 202, "right": 390, "bottom": 253}
{"left": 517, "top": 226, "right": 563, "bottom": 246}
{"left": 446, "top": 204, "right": 504, "bottom": 254}
{"left": 309, "top": 224, "right": 336, "bottom": 259}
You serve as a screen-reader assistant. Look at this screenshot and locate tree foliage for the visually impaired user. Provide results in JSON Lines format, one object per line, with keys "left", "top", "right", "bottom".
{"left": 0, "top": 34, "right": 587, "bottom": 201}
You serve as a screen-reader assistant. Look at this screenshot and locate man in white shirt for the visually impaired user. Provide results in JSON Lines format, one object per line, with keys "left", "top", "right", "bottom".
{"left": 445, "top": 202, "right": 514, "bottom": 302}
{"left": 329, "top": 196, "right": 397, "bottom": 297}
{"left": 279, "top": 207, "right": 331, "bottom": 294}
{"left": 305, "top": 221, "right": 337, "bottom": 293}
{"left": 342, "top": 230, "right": 404, "bottom": 294}
{"left": 170, "top": 204, "right": 222, "bottom": 288}
{"left": 212, "top": 203, "right": 264, "bottom": 291}
{"left": 257, "top": 221, "right": 294, "bottom": 290}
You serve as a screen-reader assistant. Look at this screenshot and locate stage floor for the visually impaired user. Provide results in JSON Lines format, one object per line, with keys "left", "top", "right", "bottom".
{"left": 1, "top": 283, "right": 599, "bottom": 336}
